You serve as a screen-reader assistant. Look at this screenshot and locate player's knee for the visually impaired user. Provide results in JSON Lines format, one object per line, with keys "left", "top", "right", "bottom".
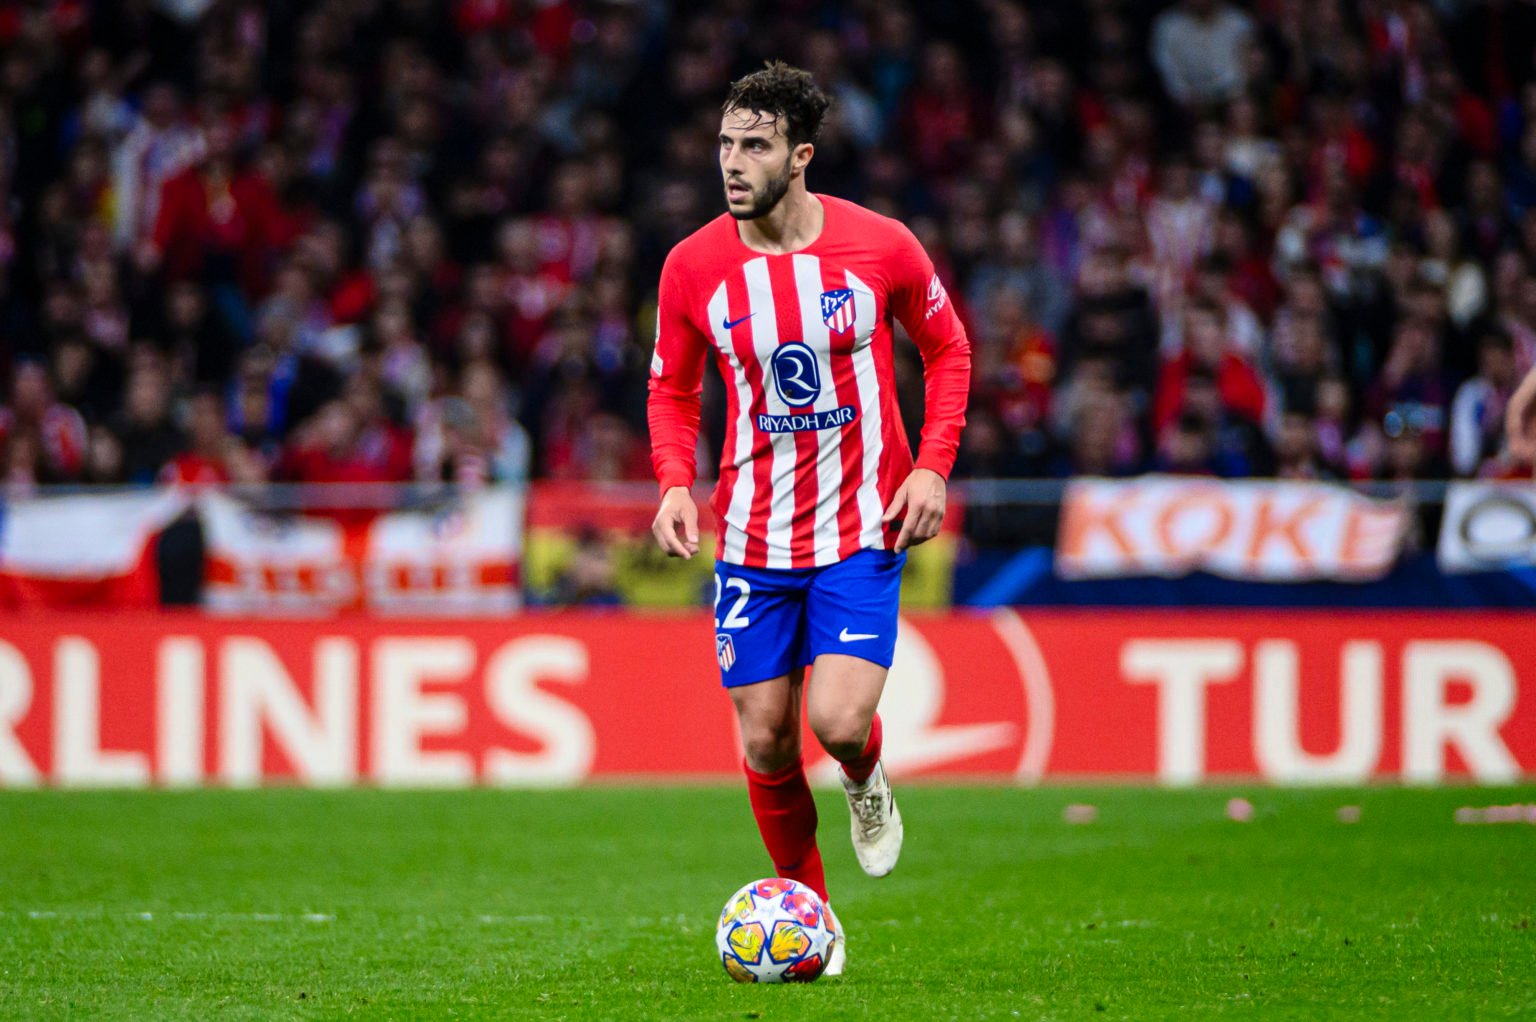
{"left": 741, "top": 725, "right": 800, "bottom": 773}
{"left": 810, "top": 710, "right": 869, "bottom": 763}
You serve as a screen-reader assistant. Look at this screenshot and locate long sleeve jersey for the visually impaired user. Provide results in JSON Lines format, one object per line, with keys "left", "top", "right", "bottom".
{"left": 647, "top": 194, "right": 971, "bottom": 569}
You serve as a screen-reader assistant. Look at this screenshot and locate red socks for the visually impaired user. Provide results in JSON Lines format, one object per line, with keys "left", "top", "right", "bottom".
{"left": 839, "top": 713, "right": 883, "bottom": 785}
{"left": 742, "top": 714, "right": 883, "bottom": 903}
{"left": 743, "top": 757, "right": 828, "bottom": 904}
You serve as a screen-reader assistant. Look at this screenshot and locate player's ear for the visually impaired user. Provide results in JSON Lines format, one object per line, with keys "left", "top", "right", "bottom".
{"left": 792, "top": 142, "right": 814, "bottom": 176}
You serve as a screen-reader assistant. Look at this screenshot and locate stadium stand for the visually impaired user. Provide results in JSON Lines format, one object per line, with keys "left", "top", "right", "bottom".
{"left": 2, "top": 0, "right": 1535, "bottom": 501}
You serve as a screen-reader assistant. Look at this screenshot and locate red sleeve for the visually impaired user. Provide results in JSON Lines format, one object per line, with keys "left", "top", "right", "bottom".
{"left": 886, "top": 223, "right": 971, "bottom": 479}
{"left": 645, "top": 249, "right": 709, "bottom": 494}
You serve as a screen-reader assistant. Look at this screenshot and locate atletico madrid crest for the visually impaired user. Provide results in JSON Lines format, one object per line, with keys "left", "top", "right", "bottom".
{"left": 716, "top": 633, "right": 736, "bottom": 671}
{"left": 820, "top": 289, "right": 855, "bottom": 334}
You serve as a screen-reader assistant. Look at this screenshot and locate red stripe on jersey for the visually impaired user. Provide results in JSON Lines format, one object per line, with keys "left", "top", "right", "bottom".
{"left": 767, "top": 257, "right": 820, "bottom": 569}
{"left": 725, "top": 270, "right": 771, "bottom": 567}
{"left": 824, "top": 263, "right": 869, "bottom": 561}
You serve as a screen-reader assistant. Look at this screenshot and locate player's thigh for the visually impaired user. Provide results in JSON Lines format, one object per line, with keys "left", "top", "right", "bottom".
{"left": 712, "top": 560, "right": 807, "bottom": 688}
{"left": 802, "top": 549, "right": 905, "bottom": 748}
{"left": 728, "top": 668, "right": 806, "bottom": 770}
{"left": 804, "top": 653, "right": 887, "bottom": 752}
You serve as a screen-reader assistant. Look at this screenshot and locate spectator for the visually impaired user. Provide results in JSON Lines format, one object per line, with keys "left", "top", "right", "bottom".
{"left": 0, "top": 362, "right": 87, "bottom": 481}
{"left": 550, "top": 530, "right": 622, "bottom": 607}
{"left": 1052, "top": 391, "right": 1142, "bottom": 478}
{"left": 1365, "top": 318, "right": 1451, "bottom": 458}
{"left": 148, "top": 117, "right": 282, "bottom": 298}
{"left": 160, "top": 388, "right": 232, "bottom": 486}
{"left": 1449, "top": 329, "right": 1520, "bottom": 476}
{"left": 1161, "top": 370, "right": 1272, "bottom": 477}
{"left": 113, "top": 357, "right": 185, "bottom": 485}
{"left": 112, "top": 82, "right": 200, "bottom": 255}
{"left": 415, "top": 360, "right": 530, "bottom": 486}
{"left": 1154, "top": 298, "right": 1267, "bottom": 434}
{"left": 968, "top": 211, "right": 1070, "bottom": 337}
{"left": 1274, "top": 406, "right": 1330, "bottom": 481}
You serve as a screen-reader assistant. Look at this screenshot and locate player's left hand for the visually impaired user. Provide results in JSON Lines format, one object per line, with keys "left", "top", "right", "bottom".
{"left": 882, "top": 468, "right": 947, "bottom": 553}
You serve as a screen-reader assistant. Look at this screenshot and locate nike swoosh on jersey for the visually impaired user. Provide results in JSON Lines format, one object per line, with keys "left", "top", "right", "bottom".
{"left": 838, "top": 628, "right": 879, "bottom": 642}
{"left": 722, "top": 313, "right": 754, "bottom": 330}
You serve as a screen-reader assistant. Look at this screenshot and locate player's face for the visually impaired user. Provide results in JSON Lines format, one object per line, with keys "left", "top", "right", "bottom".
{"left": 718, "top": 108, "right": 806, "bottom": 220}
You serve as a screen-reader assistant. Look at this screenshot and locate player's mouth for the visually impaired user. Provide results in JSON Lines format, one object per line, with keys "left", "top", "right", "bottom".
{"left": 726, "top": 181, "right": 751, "bottom": 202}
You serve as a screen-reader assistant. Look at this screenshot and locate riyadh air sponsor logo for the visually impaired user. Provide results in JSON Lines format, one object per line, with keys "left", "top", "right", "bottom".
{"left": 924, "top": 273, "right": 948, "bottom": 320}
{"left": 769, "top": 342, "right": 822, "bottom": 406}
{"left": 810, "top": 611, "right": 1054, "bottom": 782}
{"left": 756, "top": 406, "right": 858, "bottom": 433}
{"left": 820, "top": 289, "right": 856, "bottom": 334}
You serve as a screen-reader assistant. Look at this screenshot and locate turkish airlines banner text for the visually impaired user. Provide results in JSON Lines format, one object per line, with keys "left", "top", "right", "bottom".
{"left": 1, "top": 611, "right": 1532, "bottom": 787}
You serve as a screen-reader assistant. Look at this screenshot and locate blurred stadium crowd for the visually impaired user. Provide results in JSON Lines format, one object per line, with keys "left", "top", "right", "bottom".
{"left": 2, "top": 0, "right": 1536, "bottom": 496}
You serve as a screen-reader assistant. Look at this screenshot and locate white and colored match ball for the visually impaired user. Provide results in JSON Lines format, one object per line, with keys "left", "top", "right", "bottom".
{"left": 715, "top": 878, "right": 836, "bottom": 983}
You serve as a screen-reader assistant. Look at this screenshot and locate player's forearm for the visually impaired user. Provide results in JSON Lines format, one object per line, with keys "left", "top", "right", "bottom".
{"left": 913, "top": 335, "right": 971, "bottom": 478}
{"left": 647, "top": 390, "right": 702, "bottom": 494}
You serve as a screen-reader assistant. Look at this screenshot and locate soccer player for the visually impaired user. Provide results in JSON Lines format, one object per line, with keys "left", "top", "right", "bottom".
{"left": 646, "top": 62, "right": 970, "bottom": 976}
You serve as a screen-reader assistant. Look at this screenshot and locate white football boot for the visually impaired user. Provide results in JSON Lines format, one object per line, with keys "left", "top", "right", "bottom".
{"left": 823, "top": 901, "right": 845, "bottom": 977}
{"left": 840, "top": 760, "right": 903, "bottom": 878}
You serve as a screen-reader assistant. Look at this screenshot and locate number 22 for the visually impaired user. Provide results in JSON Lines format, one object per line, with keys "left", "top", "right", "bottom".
{"left": 714, "top": 574, "right": 751, "bottom": 629}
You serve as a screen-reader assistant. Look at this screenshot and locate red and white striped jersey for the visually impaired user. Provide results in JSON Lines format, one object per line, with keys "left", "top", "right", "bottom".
{"left": 647, "top": 194, "right": 971, "bottom": 569}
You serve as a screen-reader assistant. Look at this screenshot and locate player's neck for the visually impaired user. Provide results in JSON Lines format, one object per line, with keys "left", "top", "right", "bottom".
{"left": 736, "top": 188, "right": 824, "bottom": 255}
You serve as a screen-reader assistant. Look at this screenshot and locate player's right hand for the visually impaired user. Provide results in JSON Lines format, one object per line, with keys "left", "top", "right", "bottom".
{"left": 1508, "top": 364, "right": 1536, "bottom": 465}
{"left": 652, "top": 486, "right": 700, "bottom": 559}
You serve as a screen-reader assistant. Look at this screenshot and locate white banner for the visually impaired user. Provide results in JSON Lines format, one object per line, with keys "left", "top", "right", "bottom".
{"left": 1056, "top": 476, "right": 1410, "bottom": 581}
{"left": 199, "top": 487, "right": 524, "bottom": 615}
{"left": 1438, "top": 482, "right": 1536, "bottom": 573}
{"left": 0, "top": 489, "right": 188, "bottom": 578}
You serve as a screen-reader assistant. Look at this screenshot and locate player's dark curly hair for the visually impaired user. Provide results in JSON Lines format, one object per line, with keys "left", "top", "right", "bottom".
{"left": 723, "top": 61, "right": 831, "bottom": 147}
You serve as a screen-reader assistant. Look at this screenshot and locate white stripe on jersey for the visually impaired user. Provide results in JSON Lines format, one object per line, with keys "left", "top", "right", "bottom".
{"left": 743, "top": 258, "right": 797, "bottom": 569}
{"left": 791, "top": 254, "right": 845, "bottom": 566}
{"left": 708, "top": 281, "right": 755, "bottom": 563}
{"left": 846, "top": 270, "right": 885, "bottom": 548}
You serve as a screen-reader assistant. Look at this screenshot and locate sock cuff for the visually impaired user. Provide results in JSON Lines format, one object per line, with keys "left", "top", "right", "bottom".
{"left": 743, "top": 756, "right": 805, "bottom": 786}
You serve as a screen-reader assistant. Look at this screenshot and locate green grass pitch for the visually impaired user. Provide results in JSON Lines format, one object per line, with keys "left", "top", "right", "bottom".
{"left": 1, "top": 785, "right": 1533, "bottom": 1020}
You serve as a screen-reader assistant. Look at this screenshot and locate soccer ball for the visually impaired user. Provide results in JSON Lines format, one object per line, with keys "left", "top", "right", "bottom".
{"left": 715, "top": 877, "right": 835, "bottom": 983}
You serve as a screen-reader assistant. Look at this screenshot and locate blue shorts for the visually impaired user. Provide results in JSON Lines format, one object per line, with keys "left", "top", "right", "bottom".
{"left": 712, "top": 549, "right": 907, "bottom": 687}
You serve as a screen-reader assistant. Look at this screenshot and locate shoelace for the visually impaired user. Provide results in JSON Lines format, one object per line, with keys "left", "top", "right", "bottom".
{"left": 851, "top": 788, "right": 888, "bottom": 834}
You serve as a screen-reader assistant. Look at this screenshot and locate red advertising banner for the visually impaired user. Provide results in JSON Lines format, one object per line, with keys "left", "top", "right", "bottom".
{"left": 0, "top": 611, "right": 1532, "bottom": 786}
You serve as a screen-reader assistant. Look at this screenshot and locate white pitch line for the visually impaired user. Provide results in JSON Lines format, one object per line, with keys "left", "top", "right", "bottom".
{"left": 15, "top": 910, "right": 336, "bottom": 924}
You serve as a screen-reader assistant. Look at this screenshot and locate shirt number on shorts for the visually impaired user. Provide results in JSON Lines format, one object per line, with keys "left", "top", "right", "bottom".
{"left": 714, "top": 574, "right": 751, "bottom": 629}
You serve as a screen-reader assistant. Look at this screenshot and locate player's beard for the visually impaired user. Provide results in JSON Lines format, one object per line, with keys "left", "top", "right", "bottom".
{"left": 727, "top": 155, "right": 793, "bottom": 220}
